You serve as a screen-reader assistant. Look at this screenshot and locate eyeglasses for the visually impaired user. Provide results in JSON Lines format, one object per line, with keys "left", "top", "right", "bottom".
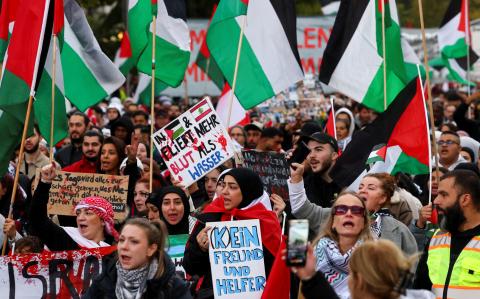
{"left": 133, "top": 191, "right": 150, "bottom": 199}
{"left": 437, "top": 140, "right": 459, "bottom": 146}
{"left": 332, "top": 205, "right": 365, "bottom": 216}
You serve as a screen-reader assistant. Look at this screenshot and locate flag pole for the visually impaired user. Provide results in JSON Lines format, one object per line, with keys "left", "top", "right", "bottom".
{"left": 465, "top": 0, "right": 471, "bottom": 97}
{"left": 203, "top": 57, "right": 211, "bottom": 95}
{"left": 49, "top": 35, "right": 57, "bottom": 163}
{"left": 417, "top": 0, "right": 440, "bottom": 190}
{"left": 1, "top": 95, "right": 34, "bottom": 255}
{"left": 149, "top": 15, "right": 157, "bottom": 193}
{"left": 381, "top": 0, "right": 387, "bottom": 111}
{"left": 148, "top": 15, "right": 157, "bottom": 193}
{"left": 226, "top": 15, "right": 247, "bottom": 128}
{"left": 330, "top": 96, "right": 337, "bottom": 140}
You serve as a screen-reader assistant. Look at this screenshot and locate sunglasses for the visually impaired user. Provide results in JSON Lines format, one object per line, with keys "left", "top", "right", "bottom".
{"left": 332, "top": 205, "right": 365, "bottom": 216}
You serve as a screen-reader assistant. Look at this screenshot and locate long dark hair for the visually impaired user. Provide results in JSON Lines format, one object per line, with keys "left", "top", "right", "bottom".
{"left": 100, "top": 136, "right": 126, "bottom": 174}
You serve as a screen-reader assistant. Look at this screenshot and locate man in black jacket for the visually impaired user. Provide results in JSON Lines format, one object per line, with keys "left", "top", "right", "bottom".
{"left": 54, "top": 112, "right": 89, "bottom": 168}
{"left": 413, "top": 169, "right": 480, "bottom": 299}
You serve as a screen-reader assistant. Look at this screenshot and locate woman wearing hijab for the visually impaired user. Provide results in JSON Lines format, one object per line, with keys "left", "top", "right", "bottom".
{"left": 335, "top": 108, "right": 356, "bottom": 151}
{"left": 145, "top": 186, "right": 191, "bottom": 235}
{"left": 183, "top": 168, "right": 281, "bottom": 299}
{"left": 29, "top": 164, "right": 118, "bottom": 250}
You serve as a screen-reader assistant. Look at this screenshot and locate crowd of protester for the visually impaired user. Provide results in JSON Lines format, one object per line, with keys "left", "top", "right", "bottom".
{"left": 0, "top": 82, "right": 479, "bottom": 299}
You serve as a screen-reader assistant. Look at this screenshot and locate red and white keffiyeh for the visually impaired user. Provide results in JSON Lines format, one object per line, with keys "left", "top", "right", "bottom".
{"left": 75, "top": 196, "right": 119, "bottom": 241}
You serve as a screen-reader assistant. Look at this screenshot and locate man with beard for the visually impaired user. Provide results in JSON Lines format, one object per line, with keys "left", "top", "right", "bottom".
{"left": 19, "top": 125, "right": 50, "bottom": 179}
{"left": 63, "top": 130, "right": 103, "bottom": 173}
{"left": 55, "top": 112, "right": 89, "bottom": 168}
{"left": 244, "top": 122, "right": 263, "bottom": 149}
{"left": 413, "top": 169, "right": 480, "bottom": 298}
{"left": 298, "top": 132, "right": 341, "bottom": 208}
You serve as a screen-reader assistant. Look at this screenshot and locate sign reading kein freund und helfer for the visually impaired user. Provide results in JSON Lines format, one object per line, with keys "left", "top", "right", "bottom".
{"left": 152, "top": 97, "right": 235, "bottom": 186}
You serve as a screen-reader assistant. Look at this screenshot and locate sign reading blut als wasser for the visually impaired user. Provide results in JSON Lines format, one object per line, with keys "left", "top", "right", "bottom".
{"left": 207, "top": 219, "right": 266, "bottom": 299}
{"left": 152, "top": 97, "right": 235, "bottom": 187}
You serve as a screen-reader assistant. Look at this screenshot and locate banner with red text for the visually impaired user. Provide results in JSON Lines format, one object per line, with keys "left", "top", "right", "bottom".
{"left": 0, "top": 246, "right": 116, "bottom": 298}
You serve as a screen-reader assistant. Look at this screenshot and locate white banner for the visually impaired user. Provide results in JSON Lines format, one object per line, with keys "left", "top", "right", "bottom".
{"left": 207, "top": 219, "right": 265, "bottom": 299}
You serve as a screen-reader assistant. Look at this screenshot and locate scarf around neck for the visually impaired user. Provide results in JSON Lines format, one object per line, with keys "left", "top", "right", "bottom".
{"left": 315, "top": 237, "right": 361, "bottom": 299}
{"left": 115, "top": 259, "right": 158, "bottom": 299}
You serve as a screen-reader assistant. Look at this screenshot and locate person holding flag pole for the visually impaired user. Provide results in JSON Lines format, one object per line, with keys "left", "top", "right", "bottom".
{"left": 0, "top": 0, "right": 53, "bottom": 255}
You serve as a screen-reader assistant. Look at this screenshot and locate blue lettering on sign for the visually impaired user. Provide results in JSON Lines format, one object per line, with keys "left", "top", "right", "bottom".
{"left": 215, "top": 276, "right": 266, "bottom": 295}
{"left": 210, "top": 226, "right": 260, "bottom": 250}
{"left": 188, "top": 150, "right": 224, "bottom": 181}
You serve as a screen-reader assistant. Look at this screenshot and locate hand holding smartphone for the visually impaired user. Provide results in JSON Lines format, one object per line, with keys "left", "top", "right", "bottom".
{"left": 286, "top": 219, "right": 309, "bottom": 266}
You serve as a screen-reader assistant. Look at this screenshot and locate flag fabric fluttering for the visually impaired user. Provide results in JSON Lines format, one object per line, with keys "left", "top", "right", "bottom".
{"left": 438, "top": 0, "right": 479, "bottom": 86}
{"left": 0, "top": 0, "right": 18, "bottom": 62}
{"left": 129, "top": 0, "right": 190, "bottom": 88}
{"left": 216, "top": 83, "right": 250, "bottom": 128}
{"left": 132, "top": 72, "right": 168, "bottom": 106}
{"left": 324, "top": 98, "right": 336, "bottom": 140}
{"left": 207, "top": 0, "right": 303, "bottom": 110}
{"left": 195, "top": 4, "right": 224, "bottom": 91}
{"left": 319, "top": 0, "right": 417, "bottom": 112}
{"left": 114, "top": 32, "right": 135, "bottom": 76}
{"left": 321, "top": 0, "right": 340, "bottom": 15}
{"left": 330, "top": 77, "right": 430, "bottom": 191}
{"left": 0, "top": 0, "right": 53, "bottom": 176}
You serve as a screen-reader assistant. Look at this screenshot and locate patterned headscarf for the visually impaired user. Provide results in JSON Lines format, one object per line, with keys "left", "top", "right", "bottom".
{"left": 75, "top": 196, "right": 119, "bottom": 241}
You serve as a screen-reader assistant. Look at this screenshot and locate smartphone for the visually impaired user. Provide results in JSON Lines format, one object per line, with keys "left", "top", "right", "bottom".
{"left": 288, "top": 141, "right": 310, "bottom": 167}
{"left": 287, "top": 219, "right": 309, "bottom": 266}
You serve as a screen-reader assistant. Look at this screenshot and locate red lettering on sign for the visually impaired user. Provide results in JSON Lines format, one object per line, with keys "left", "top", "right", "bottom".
{"left": 304, "top": 28, "right": 316, "bottom": 49}
{"left": 190, "top": 29, "right": 206, "bottom": 48}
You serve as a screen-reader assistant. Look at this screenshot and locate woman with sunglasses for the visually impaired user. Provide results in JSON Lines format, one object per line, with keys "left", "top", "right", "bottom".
{"left": 289, "top": 163, "right": 417, "bottom": 255}
{"left": 312, "top": 192, "right": 372, "bottom": 299}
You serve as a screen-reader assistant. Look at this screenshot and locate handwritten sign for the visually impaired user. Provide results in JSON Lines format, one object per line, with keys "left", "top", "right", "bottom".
{"left": 207, "top": 220, "right": 266, "bottom": 299}
{"left": 0, "top": 246, "right": 115, "bottom": 298}
{"left": 167, "top": 234, "right": 189, "bottom": 278}
{"left": 241, "top": 151, "right": 290, "bottom": 200}
{"left": 48, "top": 171, "right": 128, "bottom": 220}
{"left": 152, "top": 97, "right": 235, "bottom": 186}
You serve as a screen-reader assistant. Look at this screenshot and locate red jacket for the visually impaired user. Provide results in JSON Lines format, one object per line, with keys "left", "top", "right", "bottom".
{"left": 62, "top": 156, "right": 97, "bottom": 173}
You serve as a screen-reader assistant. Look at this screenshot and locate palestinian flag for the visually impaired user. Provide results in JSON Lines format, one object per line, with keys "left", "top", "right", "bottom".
{"left": 366, "top": 143, "right": 387, "bottom": 164}
{"left": 0, "top": 0, "right": 52, "bottom": 176}
{"left": 207, "top": 0, "right": 303, "bottom": 110}
{"left": 0, "top": 0, "right": 52, "bottom": 122}
{"left": 216, "top": 82, "right": 249, "bottom": 128}
{"left": 195, "top": 4, "right": 224, "bottom": 91}
{"left": 319, "top": 0, "right": 416, "bottom": 112}
{"left": 61, "top": 0, "right": 125, "bottom": 111}
{"left": 114, "top": 32, "right": 135, "bottom": 76}
{"left": 330, "top": 77, "right": 430, "bottom": 191}
{"left": 324, "top": 97, "right": 336, "bottom": 139}
{"left": 34, "top": 36, "right": 68, "bottom": 145}
{"left": 190, "top": 98, "right": 212, "bottom": 122}
{"left": 166, "top": 234, "right": 188, "bottom": 259}
{"left": 131, "top": 0, "right": 190, "bottom": 88}
{"left": 438, "top": 0, "right": 478, "bottom": 85}
{"left": 0, "top": 0, "right": 18, "bottom": 62}
{"left": 321, "top": 0, "right": 340, "bottom": 15}
{"left": 165, "top": 119, "right": 185, "bottom": 140}
{"left": 132, "top": 72, "right": 168, "bottom": 106}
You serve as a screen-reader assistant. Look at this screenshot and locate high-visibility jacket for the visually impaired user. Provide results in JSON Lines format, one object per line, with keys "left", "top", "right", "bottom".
{"left": 427, "top": 229, "right": 480, "bottom": 299}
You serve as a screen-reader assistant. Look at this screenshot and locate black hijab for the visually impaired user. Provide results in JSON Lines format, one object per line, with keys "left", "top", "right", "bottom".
{"left": 147, "top": 186, "right": 190, "bottom": 235}
{"left": 223, "top": 168, "right": 264, "bottom": 209}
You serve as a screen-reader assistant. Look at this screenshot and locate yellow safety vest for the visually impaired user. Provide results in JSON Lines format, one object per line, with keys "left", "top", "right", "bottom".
{"left": 426, "top": 229, "right": 480, "bottom": 299}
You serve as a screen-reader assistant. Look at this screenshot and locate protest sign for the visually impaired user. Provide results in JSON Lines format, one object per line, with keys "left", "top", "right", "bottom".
{"left": 241, "top": 151, "right": 290, "bottom": 200}
{"left": 167, "top": 234, "right": 189, "bottom": 278}
{"left": 152, "top": 97, "right": 235, "bottom": 186}
{"left": 207, "top": 219, "right": 266, "bottom": 299}
{"left": 0, "top": 246, "right": 115, "bottom": 298}
{"left": 48, "top": 171, "right": 128, "bottom": 220}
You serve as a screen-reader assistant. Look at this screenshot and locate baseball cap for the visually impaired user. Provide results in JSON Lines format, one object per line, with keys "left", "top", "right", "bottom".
{"left": 299, "top": 132, "right": 338, "bottom": 152}
{"left": 244, "top": 121, "right": 264, "bottom": 132}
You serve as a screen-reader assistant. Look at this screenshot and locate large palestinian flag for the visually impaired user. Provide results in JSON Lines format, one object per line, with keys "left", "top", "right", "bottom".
{"left": 319, "top": 0, "right": 418, "bottom": 112}
{"left": 330, "top": 77, "right": 430, "bottom": 191}
{"left": 130, "top": 0, "right": 190, "bottom": 88}
{"left": 207, "top": 0, "right": 303, "bottom": 110}
{"left": 438, "top": 0, "right": 479, "bottom": 86}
